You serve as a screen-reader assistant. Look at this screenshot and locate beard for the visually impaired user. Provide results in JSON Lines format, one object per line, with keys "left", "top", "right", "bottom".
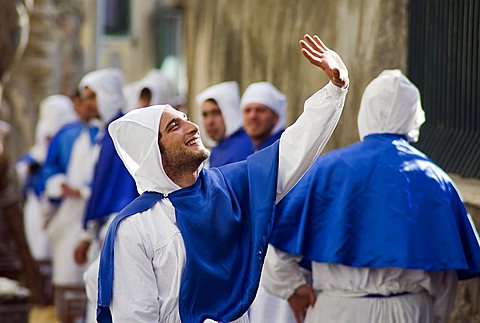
{"left": 161, "top": 142, "right": 210, "bottom": 177}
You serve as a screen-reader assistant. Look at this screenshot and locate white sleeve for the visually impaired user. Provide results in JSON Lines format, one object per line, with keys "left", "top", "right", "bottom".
{"left": 110, "top": 220, "right": 160, "bottom": 322}
{"left": 45, "top": 173, "right": 66, "bottom": 198}
{"left": 261, "top": 245, "right": 308, "bottom": 299}
{"left": 277, "top": 82, "right": 347, "bottom": 202}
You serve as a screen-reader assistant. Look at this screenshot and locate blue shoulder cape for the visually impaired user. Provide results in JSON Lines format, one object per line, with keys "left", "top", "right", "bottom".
{"left": 35, "top": 121, "right": 98, "bottom": 196}
{"left": 18, "top": 153, "right": 42, "bottom": 197}
{"left": 271, "top": 133, "right": 480, "bottom": 280}
{"left": 209, "top": 128, "right": 253, "bottom": 167}
{"left": 97, "top": 141, "right": 279, "bottom": 323}
{"left": 83, "top": 113, "right": 137, "bottom": 229}
{"left": 256, "top": 129, "right": 283, "bottom": 151}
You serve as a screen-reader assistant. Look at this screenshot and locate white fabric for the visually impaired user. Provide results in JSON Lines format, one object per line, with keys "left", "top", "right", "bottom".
{"left": 240, "top": 82, "right": 287, "bottom": 134}
{"left": 17, "top": 95, "right": 76, "bottom": 260}
{"left": 108, "top": 105, "right": 180, "bottom": 195}
{"left": 357, "top": 69, "right": 425, "bottom": 142}
{"left": 196, "top": 81, "right": 242, "bottom": 140}
{"left": 262, "top": 238, "right": 457, "bottom": 323}
{"left": 31, "top": 95, "right": 77, "bottom": 162}
{"left": 249, "top": 286, "right": 296, "bottom": 323}
{"left": 23, "top": 191, "right": 50, "bottom": 260}
{"left": 46, "top": 130, "right": 100, "bottom": 285}
{"left": 122, "top": 81, "right": 140, "bottom": 113}
{"left": 79, "top": 68, "right": 126, "bottom": 124}
{"left": 124, "top": 70, "right": 174, "bottom": 112}
{"left": 85, "top": 82, "right": 347, "bottom": 322}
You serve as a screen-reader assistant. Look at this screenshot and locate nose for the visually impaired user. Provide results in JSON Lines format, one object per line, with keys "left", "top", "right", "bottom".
{"left": 186, "top": 119, "right": 200, "bottom": 134}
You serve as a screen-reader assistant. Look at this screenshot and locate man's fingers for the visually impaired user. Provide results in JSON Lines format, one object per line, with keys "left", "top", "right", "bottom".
{"left": 299, "top": 40, "right": 322, "bottom": 59}
{"left": 303, "top": 34, "right": 326, "bottom": 53}
{"left": 301, "top": 48, "right": 323, "bottom": 67}
{"left": 293, "top": 310, "right": 303, "bottom": 323}
{"left": 313, "top": 35, "right": 328, "bottom": 51}
{"left": 308, "top": 288, "right": 317, "bottom": 306}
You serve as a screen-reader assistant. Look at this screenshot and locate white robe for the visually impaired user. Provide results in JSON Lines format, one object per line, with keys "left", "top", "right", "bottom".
{"left": 262, "top": 246, "right": 457, "bottom": 323}
{"left": 46, "top": 129, "right": 99, "bottom": 285}
{"left": 85, "top": 82, "right": 348, "bottom": 322}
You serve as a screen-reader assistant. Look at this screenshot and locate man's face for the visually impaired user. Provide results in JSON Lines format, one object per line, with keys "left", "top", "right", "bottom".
{"left": 201, "top": 100, "right": 226, "bottom": 142}
{"left": 242, "top": 103, "right": 279, "bottom": 142}
{"left": 158, "top": 107, "right": 210, "bottom": 173}
{"left": 81, "top": 87, "right": 100, "bottom": 120}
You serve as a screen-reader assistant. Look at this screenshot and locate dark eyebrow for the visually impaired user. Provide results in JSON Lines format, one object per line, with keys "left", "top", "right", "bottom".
{"left": 165, "top": 117, "right": 180, "bottom": 132}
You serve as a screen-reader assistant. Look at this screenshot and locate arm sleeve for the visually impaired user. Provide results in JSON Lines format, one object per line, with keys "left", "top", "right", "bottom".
{"left": 110, "top": 221, "right": 160, "bottom": 322}
{"left": 276, "top": 82, "right": 347, "bottom": 202}
{"left": 261, "top": 245, "right": 308, "bottom": 299}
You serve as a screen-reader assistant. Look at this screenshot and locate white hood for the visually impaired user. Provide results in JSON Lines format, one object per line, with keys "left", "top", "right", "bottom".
{"left": 79, "top": 68, "right": 126, "bottom": 124}
{"left": 124, "top": 70, "right": 175, "bottom": 112}
{"left": 240, "top": 82, "right": 287, "bottom": 134}
{"left": 196, "top": 81, "right": 242, "bottom": 141}
{"left": 108, "top": 105, "right": 180, "bottom": 195}
{"left": 31, "top": 95, "right": 77, "bottom": 161}
{"left": 357, "top": 69, "right": 425, "bottom": 142}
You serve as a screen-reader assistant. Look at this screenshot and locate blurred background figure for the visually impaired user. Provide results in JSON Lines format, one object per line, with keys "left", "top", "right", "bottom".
{"left": 16, "top": 95, "right": 77, "bottom": 300}
{"left": 123, "top": 69, "right": 174, "bottom": 112}
{"left": 197, "top": 81, "right": 253, "bottom": 167}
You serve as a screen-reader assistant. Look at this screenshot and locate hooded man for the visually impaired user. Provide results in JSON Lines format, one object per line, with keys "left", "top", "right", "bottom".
{"left": 241, "top": 81, "right": 286, "bottom": 152}
{"left": 123, "top": 69, "right": 175, "bottom": 112}
{"left": 262, "top": 70, "right": 480, "bottom": 323}
{"left": 16, "top": 95, "right": 78, "bottom": 262}
{"left": 39, "top": 68, "right": 125, "bottom": 318}
{"left": 91, "top": 34, "right": 349, "bottom": 323}
{"left": 197, "top": 81, "right": 253, "bottom": 167}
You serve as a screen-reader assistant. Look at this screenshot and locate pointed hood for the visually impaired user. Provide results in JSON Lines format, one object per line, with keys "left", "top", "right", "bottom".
{"left": 240, "top": 82, "right": 287, "bottom": 134}
{"left": 79, "top": 68, "right": 126, "bottom": 124}
{"left": 196, "top": 81, "right": 242, "bottom": 142}
{"left": 124, "top": 70, "right": 175, "bottom": 112}
{"left": 108, "top": 105, "right": 180, "bottom": 195}
{"left": 357, "top": 69, "right": 425, "bottom": 142}
{"left": 32, "top": 95, "right": 78, "bottom": 161}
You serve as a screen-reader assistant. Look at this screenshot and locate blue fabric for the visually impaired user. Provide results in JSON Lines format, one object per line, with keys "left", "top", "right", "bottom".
{"left": 97, "top": 141, "right": 280, "bottom": 323}
{"left": 271, "top": 133, "right": 480, "bottom": 280}
{"left": 83, "top": 113, "right": 137, "bottom": 229}
{"left": 209, "top": 128, "right": 253, "bottom": 167}
{"left": 18, "top": 153, "right": 42, "bottom": 197}
{"left": 35, "top": 121, "right": 98, "bottom": 196}
{"left": 255, "top": 129, "right": 283, "bottom": 151}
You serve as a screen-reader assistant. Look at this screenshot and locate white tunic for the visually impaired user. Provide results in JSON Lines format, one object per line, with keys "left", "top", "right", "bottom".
{"left": 85, "top": 82, "right": 347, "bottom": 322}
{"left": 262, "top": 245, "right": 457, "bottom": 323}
{"left": 46, "top": 129, "right": 99, "bottom": 285}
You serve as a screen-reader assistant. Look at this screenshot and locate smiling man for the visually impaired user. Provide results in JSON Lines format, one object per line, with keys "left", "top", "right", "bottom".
{"left": 95, "top": 34, "right": 349, "bottom": 323}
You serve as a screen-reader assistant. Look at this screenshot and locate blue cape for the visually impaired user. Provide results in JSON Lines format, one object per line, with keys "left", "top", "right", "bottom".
{"left": 209, "top": 128, "right": 253, "bottom": 167}
{"left": 18, "top": 153, "right": 42, "bottom": 197}
{"left": 256, "top": 129, "right": 283, "bottom": 151}
{"left": 271, "top": 133, "right": 480, "bottom": 279}
{"left": 83, "top": 113, "right": 137, "bottom": 229}
{"left": 97, "top": 141, "right": 279, "bottom": 323}
{"left": 36, "top": 121, "right": 98, "bottom": 196}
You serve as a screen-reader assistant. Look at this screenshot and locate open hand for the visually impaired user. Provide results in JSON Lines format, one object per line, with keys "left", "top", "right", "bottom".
{"left": 288, "top": 284, "right": 316, "bottom": 323}
{"left": 300, "top": 34, "right": 349, "bottom": 88}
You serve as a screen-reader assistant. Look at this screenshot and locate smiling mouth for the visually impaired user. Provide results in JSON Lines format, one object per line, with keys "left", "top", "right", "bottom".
{"left": 186, "top": 138, "right": 200, "bottom": 146}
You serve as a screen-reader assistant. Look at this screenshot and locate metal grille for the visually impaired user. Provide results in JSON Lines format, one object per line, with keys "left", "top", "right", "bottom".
{"left": 408, "top": 0, "right": 480, "bottom": 178}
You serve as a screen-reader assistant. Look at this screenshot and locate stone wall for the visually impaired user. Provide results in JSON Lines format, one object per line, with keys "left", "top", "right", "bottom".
{"left": 182, "top": 0, "right": 409, "bottom": 150}
{"left": 3, "top": 0, "right": 84, "bottom": 160}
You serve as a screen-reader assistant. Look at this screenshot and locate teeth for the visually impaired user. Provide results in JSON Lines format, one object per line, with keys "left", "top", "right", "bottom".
{"left": 187, "top": 138, "right": 197, "bottom": 146}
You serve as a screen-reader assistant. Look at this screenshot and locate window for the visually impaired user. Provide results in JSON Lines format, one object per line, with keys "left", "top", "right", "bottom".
{"left": 105, "top": 0, "right": 130, "bottom": 35}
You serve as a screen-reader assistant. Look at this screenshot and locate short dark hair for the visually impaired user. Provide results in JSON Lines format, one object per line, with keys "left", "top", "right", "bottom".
{"left": 139, "top": 87, "right": 152, "bottom": 102}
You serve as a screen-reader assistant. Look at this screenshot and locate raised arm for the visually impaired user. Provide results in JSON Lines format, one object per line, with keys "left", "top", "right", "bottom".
{"left": 276, "top": 34, "right": 348, "bottom": 201}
